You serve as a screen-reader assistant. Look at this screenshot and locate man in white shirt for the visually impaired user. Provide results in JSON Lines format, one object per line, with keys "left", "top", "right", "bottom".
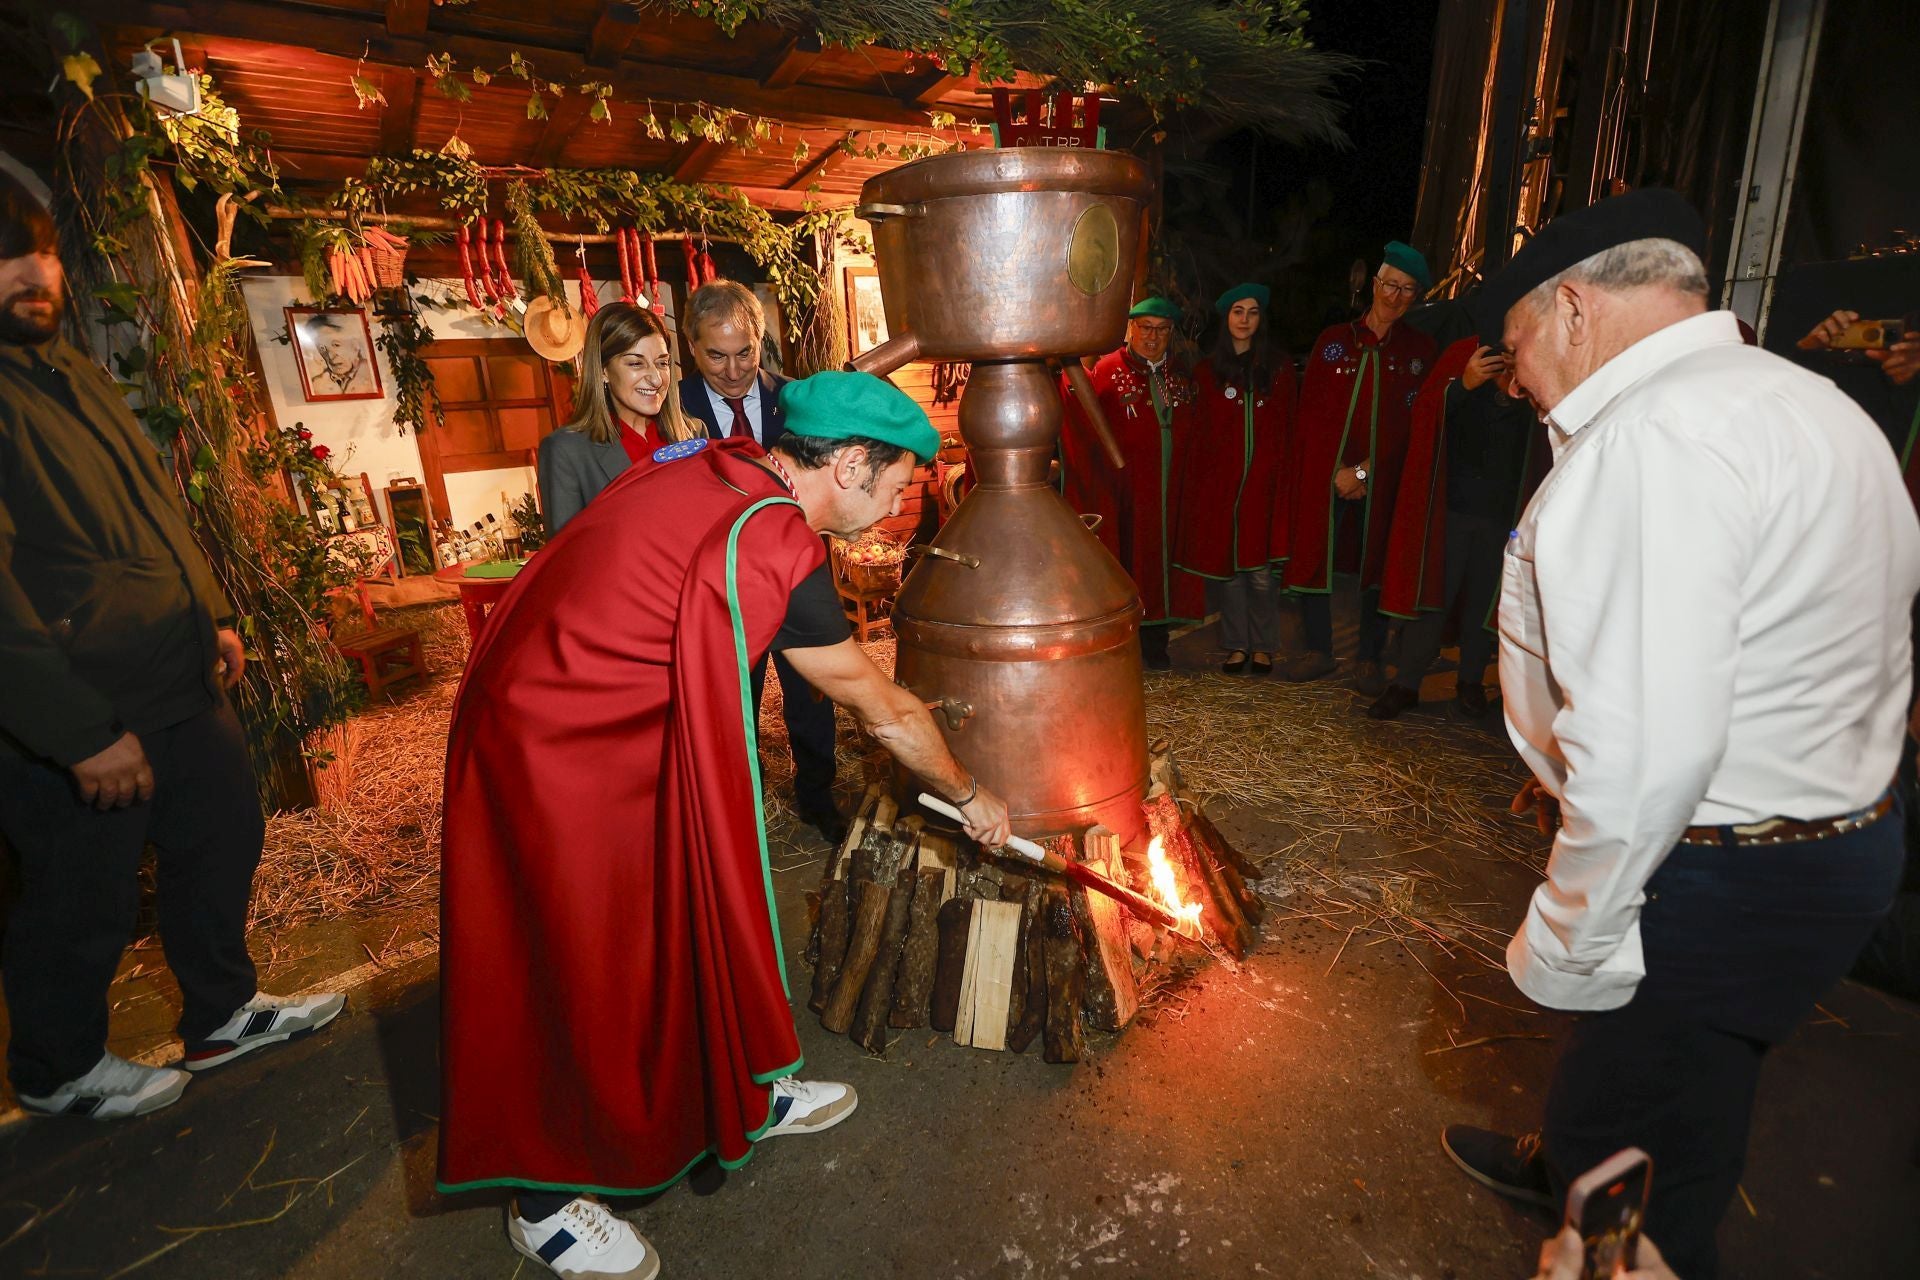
{"left": 1438, "top": 190, "right": 1920, "bottom": 1280}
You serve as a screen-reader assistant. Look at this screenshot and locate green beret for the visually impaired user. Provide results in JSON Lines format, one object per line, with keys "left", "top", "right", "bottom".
{"left": 1381, "top": 240, "right": 1431, "bottom": 293}
{"left": 1214, "top": 282, "right": 1270, "bottom": 315}
{"left": 778, "top": 371, "right": 940, "bottom": 464}
{"left": 1128, "top": 296, "right": 1179, "bottom": 321}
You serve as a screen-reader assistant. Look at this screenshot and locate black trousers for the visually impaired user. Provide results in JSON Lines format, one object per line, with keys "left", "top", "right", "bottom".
{"left": 0, "top": 697, "right": 263, "bottom": 1095}
{"left": 1299, "top": 588, "right": 1387, "bottom": 664}
{"left": 1540, "top": 815, "right": 1904, "bottom": 1280}
{"left": 1390, "top": 510, "right": 1508, "bottom": 693}
{"left": 751, "top": 651, "right": 837, "bottom": 814}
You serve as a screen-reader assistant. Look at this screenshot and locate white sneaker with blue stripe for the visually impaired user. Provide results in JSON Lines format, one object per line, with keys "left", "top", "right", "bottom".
{"left": 507, "top": 1196, "right": 660, "bottom": 1280}
{"left": 183, "top": 990, "right": 346, "bottom": 1071}
{"left": 759, "top": 1077, "right": 858, "bottom": 1137}
{"left": 16, "top": 1051, "right": 189, "bottom": 1119}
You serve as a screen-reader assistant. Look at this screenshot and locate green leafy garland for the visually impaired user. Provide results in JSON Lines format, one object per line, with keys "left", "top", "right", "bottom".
{"left": 643, "top": 0, "right": 1350, "bottom": 141}
{"left": 54, "top": 71, "right": 362, "bottom": 806}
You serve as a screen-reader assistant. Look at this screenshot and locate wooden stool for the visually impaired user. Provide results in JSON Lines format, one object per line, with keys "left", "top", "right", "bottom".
{"left": 335, "top": 625, "right": 426, "bottom": 698}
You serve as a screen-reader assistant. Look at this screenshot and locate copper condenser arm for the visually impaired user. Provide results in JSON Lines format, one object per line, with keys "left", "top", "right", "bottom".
{"left": 1062, "top": 360, "right": 1127, "bottom": 471}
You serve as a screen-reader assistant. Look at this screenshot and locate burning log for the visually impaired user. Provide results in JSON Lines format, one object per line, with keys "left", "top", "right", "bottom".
{"left": 1071, "top": 827, "right": 1139, "bottom": 1031}
{"left": 1040, "top": 883, "right": 1086, "bottom": 1063}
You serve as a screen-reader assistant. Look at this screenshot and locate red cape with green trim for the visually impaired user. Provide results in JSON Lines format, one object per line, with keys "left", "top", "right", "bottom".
{"left": 1280, "top": 319, "right": 1436, "bottom": 592}
{"left": 437, "top": 437, "right": 821, "bottom": 1195}
{"left": 1171, "top": 355, "right": 1297, "bottom": 580}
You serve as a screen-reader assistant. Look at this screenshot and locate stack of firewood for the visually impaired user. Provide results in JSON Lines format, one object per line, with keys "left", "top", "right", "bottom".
{"left": 804, "top": 743, "right": 1268, "bottom": 1061}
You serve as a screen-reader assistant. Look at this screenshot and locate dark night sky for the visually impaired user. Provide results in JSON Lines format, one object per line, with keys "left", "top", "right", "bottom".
{"left": 1167, "top": 0, "right": 1442, "bottom": 348}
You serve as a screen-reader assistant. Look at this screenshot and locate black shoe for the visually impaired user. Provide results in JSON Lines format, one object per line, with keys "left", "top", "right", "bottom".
{"left": 1249, "top": 652, "right": 1273, "bottom": 676}
{"left": 1455, "top": 683, "right": 1491, "bottom": 719}
{"left": 1351, "top": 659, "right": 1387, "bottom": 698}
{"left": 1221, "top": 651, "right": 1249, "bottom": 674}
{"left": 797, "top": 801, "right": 851, "bottom": 847}
{"left": 1366, "top": 685, "right": 1420, "bottom": 720}
{"left": 1279, "top": 651, "right": 1337, "bottom": 683}
{"left": 1440, "top": 1126, "right": 1555, "bottom": 1209}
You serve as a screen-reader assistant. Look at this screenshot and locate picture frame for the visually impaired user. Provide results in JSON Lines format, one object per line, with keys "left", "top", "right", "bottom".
{"left": 286, "top": 306, "right": 385, "bottom": 402}
{"left": 844, "top": 267, "right": 890, "bottom": 358}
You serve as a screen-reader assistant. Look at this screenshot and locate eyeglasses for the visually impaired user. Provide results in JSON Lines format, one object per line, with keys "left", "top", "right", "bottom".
{"left": 1133, "top": 322, "right": 1174, "bottom": 336}
{"left": 1375, "top": 277, "right": 1418, "bottom": 298}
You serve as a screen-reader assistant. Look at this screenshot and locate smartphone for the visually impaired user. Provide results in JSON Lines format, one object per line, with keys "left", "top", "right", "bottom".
{"left": 1829, "top": 318, "right": 1905, "bottom": 350}
{"left": 1564, "top": 1147, "right": 1652, "bottom": 1279}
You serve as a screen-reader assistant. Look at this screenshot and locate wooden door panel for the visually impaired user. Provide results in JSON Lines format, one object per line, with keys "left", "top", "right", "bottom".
{"left": 498, "top": 407, "right": 551, "bottom": 454}
{"left": 415, "top": 338, "right": 569, "bottom": 519}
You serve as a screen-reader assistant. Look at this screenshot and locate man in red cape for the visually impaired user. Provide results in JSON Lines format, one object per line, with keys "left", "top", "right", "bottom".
{"left": 1060, "top": 297, "right": 1204, "bottom": 669}
{"left": 439, "top": 371, "right": 1009, "bottom": 1280}
{"left": 1374, "top": 305, "right": 1550, "bottom": 721}
{"left": 1280, "top": 242, "right": 1438, "bottom": 692}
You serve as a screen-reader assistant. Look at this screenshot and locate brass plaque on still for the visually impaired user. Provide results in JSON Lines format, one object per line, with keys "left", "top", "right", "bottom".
{"left": 1066, "top": 205, "right": 1120, "bottom": 296}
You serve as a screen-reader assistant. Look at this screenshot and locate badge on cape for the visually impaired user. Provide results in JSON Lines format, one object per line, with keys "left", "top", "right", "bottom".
{"left": 1224, "top": 385, "right": 1238, "bottom": 400}
{"left": 1323, "top": 342, "right": 1347, "bottom": 363}
{"left": 1411, "top": 358, "right": 1427, "bottom": 377}
{"left": 652, "top": 437, "right": 710, "bottom": 463}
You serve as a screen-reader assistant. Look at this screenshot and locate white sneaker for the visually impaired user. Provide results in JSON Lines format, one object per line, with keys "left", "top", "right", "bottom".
{"left": 507, "top": 1196, "right": 661, "bottom": 1280}
{"left": 17, "top": 1051, "right": 189, "bottom": 1119}
{"left": 183, "top": 990, "right": 346, "bottom": 1071}
{"left": 759, "top": 1077, "right": 858, "bottom": 1138}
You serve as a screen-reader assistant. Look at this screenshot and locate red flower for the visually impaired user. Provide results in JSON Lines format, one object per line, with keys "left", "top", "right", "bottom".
{"left": 311, "top": 445, "right": 331, "bottom": 462}
{"left": 296, "top": 427, "right": 313, "bottom": 441}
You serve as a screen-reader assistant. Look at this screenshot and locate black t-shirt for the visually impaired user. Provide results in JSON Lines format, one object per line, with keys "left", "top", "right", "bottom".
{"left": 772, "top": 562, "right": 851, "bottom": 650}
{"left": 1444, "top": 379, "right": 1535, "bottom": 523}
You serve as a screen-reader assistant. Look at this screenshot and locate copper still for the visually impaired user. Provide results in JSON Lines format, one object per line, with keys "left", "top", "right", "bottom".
{"left": 851, "top": 149, "right": 1154, "bottom": 843}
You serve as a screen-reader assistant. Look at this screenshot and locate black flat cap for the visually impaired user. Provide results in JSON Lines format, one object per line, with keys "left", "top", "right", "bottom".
{"left": 1481, "top": 188, "right": 1707, "bottom": 326}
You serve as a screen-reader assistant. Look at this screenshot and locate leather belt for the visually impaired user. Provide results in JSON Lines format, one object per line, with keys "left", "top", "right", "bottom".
{"left": 1678, "top": 791, "right": 1894, "bottom": 847}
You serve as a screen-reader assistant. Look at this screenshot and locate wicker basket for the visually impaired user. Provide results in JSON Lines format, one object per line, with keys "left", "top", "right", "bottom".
{"left": 369, "top": 237, "right": 410, "bottom": 290}
{"left": 832, "top": 539, "right": 904, "bottom": 596}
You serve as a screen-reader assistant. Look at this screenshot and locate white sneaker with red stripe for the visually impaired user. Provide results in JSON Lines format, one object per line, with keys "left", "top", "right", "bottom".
{"left": 507, "top": 1197, "right": 660, "bottom": 1280}
{"left": 183, "top": 990, "right": 346, "bottom": 1071}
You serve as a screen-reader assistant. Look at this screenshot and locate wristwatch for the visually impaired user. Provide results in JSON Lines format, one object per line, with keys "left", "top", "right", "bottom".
{"left": 1353, "top": 467, "right": 1368, "bottom": 482}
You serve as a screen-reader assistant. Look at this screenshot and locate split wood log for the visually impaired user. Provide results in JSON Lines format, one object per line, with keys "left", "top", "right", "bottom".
{"left": 1194, "top": 838, "right": 1255, "bottom": 958}
{"left": 955, "top": 900, "right": 1022, "bottom": 1050}
{"left": 888, "top": 867, "right": 948, "bottom": 1028}
{"left": 1071, "top": 828, "right": 1139, "bottom": 1031}
{"left": 809, "top": 877, "right": 852, "bottom": 1013}
{"left": 851, "top": 851, "right": 919, "bottom": 1052}
{"left": 1040, "top": 883, "right": 1086, "bottom": 1063}
{"left": 821, "top": 879, "right": 890, "bottom": 1033}
{"left": 928, "top": 897, "right": 974, "bottom": 1033}
{"left": 1007, "top": 878, "right": 1048, "bottom": 1054}
{"left": 1187, "top": 804, "right": 1265, "bottom": 883}
{"left": 832, "top": 784, "right": 885, "bottom": 881}
{"left": 1182, "top": 807, "right": 1266, "bottom": 927}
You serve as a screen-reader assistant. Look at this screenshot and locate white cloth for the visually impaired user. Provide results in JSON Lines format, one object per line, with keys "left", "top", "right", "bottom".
{"left": 1499, "top": 309, "right": 1920, "bottom": 1011}
{"left": 704, "top": 377, "right": 762, "bottom": 442}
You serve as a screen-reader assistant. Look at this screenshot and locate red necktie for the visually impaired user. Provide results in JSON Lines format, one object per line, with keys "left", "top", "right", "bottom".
{"left": 725, "top": 396, "right": 750, "bottom": 440}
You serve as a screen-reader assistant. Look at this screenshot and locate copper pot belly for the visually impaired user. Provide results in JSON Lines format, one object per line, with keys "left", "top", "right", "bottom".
{"left": 851, "top": 147, "right": 1155, "bottom": 845}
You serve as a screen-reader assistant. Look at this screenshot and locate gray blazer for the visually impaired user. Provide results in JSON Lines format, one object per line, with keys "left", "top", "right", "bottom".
{"left": 537, "top": 427, "right": 633, "bottom": 535}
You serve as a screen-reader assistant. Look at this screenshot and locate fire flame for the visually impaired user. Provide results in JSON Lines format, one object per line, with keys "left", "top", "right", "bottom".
{"left": 1146, "top": 836, "right": 1205, "bottom": 935}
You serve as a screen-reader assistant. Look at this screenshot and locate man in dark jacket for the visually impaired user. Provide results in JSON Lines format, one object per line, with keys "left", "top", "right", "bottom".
{"left": 0, "top": 173, "right": 341, "bottom": 1119}
{"left": 677, "top": 281, "right": 844, "bottom": 842}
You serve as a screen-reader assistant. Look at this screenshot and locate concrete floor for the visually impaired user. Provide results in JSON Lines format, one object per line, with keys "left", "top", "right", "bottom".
{"left": 2, "top": 623, "right": 1917, "bottom": 1278}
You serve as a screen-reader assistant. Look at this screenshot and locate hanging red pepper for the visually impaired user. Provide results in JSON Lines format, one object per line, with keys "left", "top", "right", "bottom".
{"left": 681, "top": 238, "right": 700, "bottom": 294}
{"left": 459, "top": 221, "right": 488, "bottom": 309}
{"left": 638, "top": 230, "right": 660, "bottom": 306}
{"left": 489, "top": 219, "right": 517, "bottom": 306}
{"left": 576, "top": 243, "right": 600, "bottom": 319}
{"left": 615, "top": 225, "right": 636, "bottom": 304}
{"left": 696, "top": 241, "right": 718, "bottom": 285}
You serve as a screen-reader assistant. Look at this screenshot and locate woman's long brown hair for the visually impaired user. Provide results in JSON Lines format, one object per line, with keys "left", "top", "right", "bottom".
{"left": 563, "top": 302, "right": 697, "bottom": 446}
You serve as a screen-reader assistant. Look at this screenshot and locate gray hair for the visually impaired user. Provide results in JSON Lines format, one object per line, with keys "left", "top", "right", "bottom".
{"left": 1525, "top": 237, "right": 1708, "bottom": 310}
{"left": 684, "top": 279, "right": 764, "bottom": 344}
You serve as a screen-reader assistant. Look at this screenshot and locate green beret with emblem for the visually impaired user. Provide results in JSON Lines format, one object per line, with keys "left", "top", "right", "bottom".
{"left": 1214, "top": 282, "right": 1270, "bottom": 315}
{"left": 1127, "top": 296, "right": 1180, "bottom": 321}
{"left": 1381, "top": 241, "right": 1432, "bottom": 293}
{"left": 778, "top": 370, "right": 940, "bottom": 463}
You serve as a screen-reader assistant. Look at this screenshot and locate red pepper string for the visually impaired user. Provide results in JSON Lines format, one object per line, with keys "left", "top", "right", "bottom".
{"left": 681, "top": 238, "right": 699, "bottom": 294}
{"left": 576, "top": 241, "right": 599, "bottom": 319}
{"left": 456, "top": 221, "right": 485, "bottom": 310}
{"left": 470, "top": 219, "right": 499, "bottom": 307}
{"left": 615, "top": 224, "right": 636, "bottom": 304}
{"left": 490, "top": 219, "right": 517, "bottom": 306}
{"left": 639, "top": 230, "right": 660, "bottom": 306}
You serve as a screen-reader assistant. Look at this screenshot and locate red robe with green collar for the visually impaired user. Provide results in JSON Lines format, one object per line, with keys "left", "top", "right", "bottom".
{"left": 438, "top": 437, "right": 818, "bottom": 1197}
{"left": 1060, "top": 345, "right": 1203, "bottom": 623}
{"left": 1172, "top": 355, "right": 1297, "bottom": 580}
{"left": 1281, "top": 317, "right": 1437, "bottom": 592}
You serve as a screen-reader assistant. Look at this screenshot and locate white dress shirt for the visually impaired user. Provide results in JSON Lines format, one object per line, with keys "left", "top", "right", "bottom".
{"left": 704, "top": 377, "right": 762, "bottom": 442}
{"left": 1500, "top": 310, "right": 1920, "bottom": 1011}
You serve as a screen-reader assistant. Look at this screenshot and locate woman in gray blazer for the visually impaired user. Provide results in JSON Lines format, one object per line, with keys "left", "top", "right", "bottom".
{"left": 537, "top": 303, "right": 700, "bottom": 534}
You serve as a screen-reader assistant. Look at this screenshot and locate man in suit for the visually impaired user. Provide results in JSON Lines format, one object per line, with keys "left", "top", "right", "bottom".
{"left": 678, "top": 281, "right": 846, "bottom": 843}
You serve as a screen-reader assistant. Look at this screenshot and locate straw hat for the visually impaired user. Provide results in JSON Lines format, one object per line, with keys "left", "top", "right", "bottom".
{"left": 522, "top": 295, "right": 589, "bottom": 362}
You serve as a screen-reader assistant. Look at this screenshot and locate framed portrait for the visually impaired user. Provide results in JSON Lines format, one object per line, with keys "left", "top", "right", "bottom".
{"left": 843, "top": 267, "right": 890, "bottom": 358}
{"left": 286, "top": 306, "right": 385, "bottom": 402}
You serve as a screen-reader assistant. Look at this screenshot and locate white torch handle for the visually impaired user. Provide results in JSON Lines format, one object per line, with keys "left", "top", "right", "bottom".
{"left": 916, "top": 792, "right": 1048, "bottom": 864}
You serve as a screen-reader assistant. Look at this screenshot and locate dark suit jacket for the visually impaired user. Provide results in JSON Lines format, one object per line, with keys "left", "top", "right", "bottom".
{"left": 677, "top": 368, "right": 791, "bottom": 448}
{"left": 537, "top": 427, "right": 631, "bottom": 535}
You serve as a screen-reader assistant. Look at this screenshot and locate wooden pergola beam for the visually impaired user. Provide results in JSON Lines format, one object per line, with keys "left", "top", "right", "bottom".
{"left": 529, "top": 90, "right": 591, "bottom": 167}
{"left": 378, "top": 67, "right": 419, "bottom": 156}
{"left": 585, "top": 0, "right": 640, "bottom": 70}
{"left": 87, "top": 2, "right": 978, "bottom": 131}
{"left": 671, "top": 138, "right": 729, "bottom": 183}
{"left": 761, "top": 33, "right": 823, "bottom": 90}
{"left": 384, "top": 0, "right": 428, "bottom": 39}
{"left": 908, "top": 72, "right": 963, "bottom": 106}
